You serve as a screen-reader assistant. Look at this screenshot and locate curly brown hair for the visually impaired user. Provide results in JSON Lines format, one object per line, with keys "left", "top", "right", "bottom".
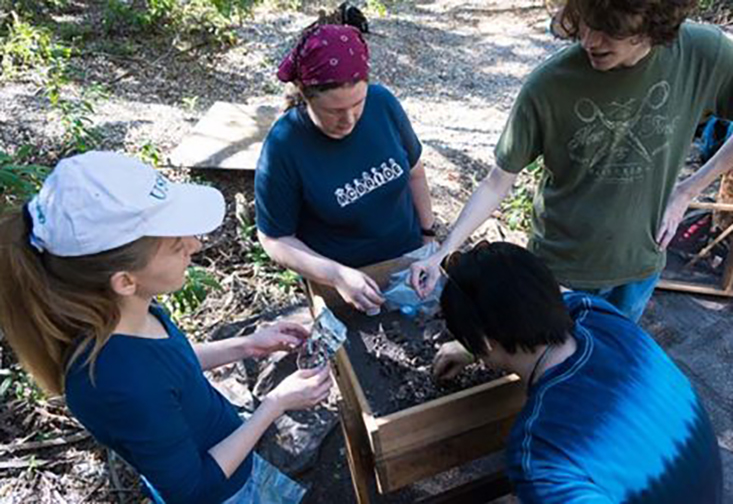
{"left": 557, "top": 0, "right": 697, "bottom": 45}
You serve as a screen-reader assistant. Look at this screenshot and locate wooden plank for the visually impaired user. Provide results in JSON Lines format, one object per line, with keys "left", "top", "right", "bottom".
{"left": 337, "top": 398, "right": 373, "bottom": 504}
{"left": 657, "top": 279, "right": 733, "bottom": 297}
{"left": 723, "top": 249, "right": 733, "bottom": 292}
{"left": 373, "top": 374, "right": 525, "bottom": 458}
{"left": 689, "top": 201, "right": 733, "bottom": 212}
{"left": 333, "top": 347, "right": 376, "bottom": 424}
{"left": 169, "top": 100, "right": 280, "bottom": 170}
{"left": 374, "top": 414, "right": 518, "bottom": 492}
{"left": 686, "top": 221, "right": 733, "bottom": 267}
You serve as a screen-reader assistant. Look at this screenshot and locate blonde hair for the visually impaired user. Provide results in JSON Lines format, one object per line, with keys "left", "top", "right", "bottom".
{"left": 0, "top": 208, "right": 160, "bottom": 395}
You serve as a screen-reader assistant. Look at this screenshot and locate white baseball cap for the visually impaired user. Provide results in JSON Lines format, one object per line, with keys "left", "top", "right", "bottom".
{"left": 27, "top": 151, "right": 226, "bottom": 257}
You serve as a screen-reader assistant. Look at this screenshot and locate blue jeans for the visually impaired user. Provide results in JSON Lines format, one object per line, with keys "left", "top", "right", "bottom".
{"left": 576, "top": 272, "right": 661, "bottom": 323}
{"left": 222, "top": 453, "right": 305, "bottom": 504}
{"left": 141, "top": 453, "right": 305, "bottom": 504}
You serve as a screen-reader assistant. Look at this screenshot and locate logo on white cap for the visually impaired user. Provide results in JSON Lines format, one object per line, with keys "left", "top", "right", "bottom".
{"left": 150, "top": 174, "right": 170, "bottom": 200}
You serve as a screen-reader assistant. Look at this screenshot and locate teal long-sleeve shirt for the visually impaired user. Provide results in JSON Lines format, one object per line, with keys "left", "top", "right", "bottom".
{"left": 508, "top": 293, "right": 722, "bottom": 503}
{"left": 65, "top": 305, "right": 252, "bottom": 504}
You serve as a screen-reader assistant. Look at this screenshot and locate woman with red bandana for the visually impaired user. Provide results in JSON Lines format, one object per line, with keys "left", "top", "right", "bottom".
{"left": 255, "top": 24, "right": 435, "bottom": 314}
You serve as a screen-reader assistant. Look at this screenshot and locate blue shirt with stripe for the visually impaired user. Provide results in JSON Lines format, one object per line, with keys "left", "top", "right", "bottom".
{"left": 255, "top": 83, "right": 424, "bottom": 268}
{"left": 65, "top": 305, "right": 252, "bottom": 504}
{"left": 507, "top": 293, "right": 722, "bottom": 503}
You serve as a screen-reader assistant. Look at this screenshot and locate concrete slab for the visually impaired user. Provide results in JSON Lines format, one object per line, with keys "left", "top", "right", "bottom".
{"left": 169, "top": 99, "right": 281, "bottom": 170}
{"left": 641, "top": 291, "right": 733, "bottom": 502}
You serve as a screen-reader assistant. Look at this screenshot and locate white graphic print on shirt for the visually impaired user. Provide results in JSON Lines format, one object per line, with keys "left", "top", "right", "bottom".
{"left": 567, "top": 81, "right": 680, "bottom": 183}
{"left": 334, "top": 158, "right": 404, "bottom": 208}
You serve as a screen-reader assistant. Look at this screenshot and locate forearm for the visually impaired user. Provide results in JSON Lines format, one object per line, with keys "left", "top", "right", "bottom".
{"left": 409, "top": 161, "right": 435, "bottom": 229}
{"left": 258, "top": 232, "right": 346, "bottom": 288}
{"left": 192, "top": 338, "right": 250, "bottom": 371}
{"left": 678, "top": 135, "right": 733, "bottom": 197}
{"left": 438, "top": 166, "right": 518, "bottom": 257}
{"left": 208, "top": 397, "right": 282, "bottom": 478}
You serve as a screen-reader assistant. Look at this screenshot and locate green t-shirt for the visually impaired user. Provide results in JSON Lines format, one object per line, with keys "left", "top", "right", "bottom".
{"left": 495, "top": 23, "right": 733, "bottom": 289}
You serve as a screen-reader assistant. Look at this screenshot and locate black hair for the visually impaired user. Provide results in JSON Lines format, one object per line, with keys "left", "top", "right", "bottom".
{"left": 440, "top": 241, "right": 573, "bottom": 355}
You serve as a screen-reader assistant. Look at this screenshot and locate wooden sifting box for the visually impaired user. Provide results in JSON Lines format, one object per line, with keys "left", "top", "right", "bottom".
{"left": 306, "top": 256, "right": 526, "bottom": 503}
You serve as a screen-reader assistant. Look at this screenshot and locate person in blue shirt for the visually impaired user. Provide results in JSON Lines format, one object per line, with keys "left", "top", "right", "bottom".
{"left": 256, "top": 24, "right": 435, "bottom": 315}
{"left": 433, "top": 241, "right": 723, "bottom": 503}
{"left": 0, "top": 151, "right": 332, "bottom": 504}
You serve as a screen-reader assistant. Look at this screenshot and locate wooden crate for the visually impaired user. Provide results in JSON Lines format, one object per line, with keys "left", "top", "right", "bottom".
{"left": 658, "top": 201, "right": 733, "bottom": 297}
{"left": 307, "top": 257, "right": 526, "bottom": 503}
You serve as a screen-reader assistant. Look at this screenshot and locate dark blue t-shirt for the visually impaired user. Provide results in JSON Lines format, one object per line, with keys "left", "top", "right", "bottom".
{"left": 507, "top": 293, "right": 723, "bottom": 503}
{"left": 65, "top": 305, "right": 252, "bottom": 504}
{"left": 255, "top": 83, "right": 424, "bottom": 268}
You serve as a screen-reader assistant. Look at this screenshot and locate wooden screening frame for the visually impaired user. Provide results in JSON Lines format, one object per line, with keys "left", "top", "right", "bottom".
{"left": 657, "top": 201, "right": 733, "bottom": 297}
{"left": 306, "top": 257, "right": 526, "bottom": 503}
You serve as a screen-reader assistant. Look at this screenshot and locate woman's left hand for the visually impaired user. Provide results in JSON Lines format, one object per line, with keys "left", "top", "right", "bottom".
{"left": 244, "top": 322, "right": 309, "bottom": 358}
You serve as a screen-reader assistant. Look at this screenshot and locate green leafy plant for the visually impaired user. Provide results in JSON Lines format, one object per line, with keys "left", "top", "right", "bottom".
{"left": 139, "top": 141, "right": 163, "bottom": 167}
{"left": 0, "top": 12, "right": 54, "bottom": 77}
{"left": 102, "top": 0, "right": 152, "bottom": 35}
{"left": 44, "top": 56, "right": 104, "bottom": 155}
{"left": 102, "top": 0, "right": 245, "bottom": 46}
{"left": 500, "top": 157, "right": 543, "bottom": 232}
{"left": 0, "top": 366, "right": 44, "bottom": 404}
{"left": 276, "top": 269, "right": 301, "bottom": 295}
{"left": 236, "top": 200, "right": 301, "bottom": 294}
{"left": 0, "top": 147, "right": 50, "bottom": 208}
{"left": 161, "top": 266, "right": 223, "bottom": 320}
{"left": 366, "top": 0, "right": 388, "bottom": 17}
{"left": 182, "top": 95, "right": 199, "bottom": 112}
{"left": 58, "top": 98, "right": 103, "bottom": 154}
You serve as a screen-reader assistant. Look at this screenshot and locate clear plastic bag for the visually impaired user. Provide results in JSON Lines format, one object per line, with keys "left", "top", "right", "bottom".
{"left": 382, "top": 243, "right": 446, "bottom": 318}
{"left": 297, "top": 307, "right": 347, "bottom": 369}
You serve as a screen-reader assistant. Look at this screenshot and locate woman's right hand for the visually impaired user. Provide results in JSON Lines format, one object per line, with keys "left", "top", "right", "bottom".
{"left": 333, "top": 266, "right": 384, "bottom": 313}
{"left": 409, "top": 253, "right": 444, "bottom": 298}
{"left": 266, "top": 367, "right": 332, "bottom": 414}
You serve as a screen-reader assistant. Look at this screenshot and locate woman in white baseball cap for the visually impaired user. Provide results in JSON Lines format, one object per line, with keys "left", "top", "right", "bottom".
{"left": 0, "top": 151, "right": 330, "bottom": 504}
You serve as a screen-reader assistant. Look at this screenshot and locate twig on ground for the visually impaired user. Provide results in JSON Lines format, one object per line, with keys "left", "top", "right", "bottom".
{"left": 0, "top": 431, "right": 90, "bottom": 455}
{"left": 79, "top": 477, "right": 107, "bottom": 504}
{"left": 106, "top": 448, "right": 127, "bottom": 504}
{"left": 0, "top": 457, "right": 50, "bottom": 470}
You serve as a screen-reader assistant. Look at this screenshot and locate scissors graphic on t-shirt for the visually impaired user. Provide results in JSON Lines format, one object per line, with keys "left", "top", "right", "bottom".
{"left": 568, "top": 81, "right": 677, "bottom": 181}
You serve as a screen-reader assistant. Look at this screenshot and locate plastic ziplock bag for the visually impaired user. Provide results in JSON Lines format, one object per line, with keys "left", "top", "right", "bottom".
{"left": 297, "top": 307, "right": 347, "bottom": 369}
{"left": 382, "top": 242, "right": 446, "bottom": 317}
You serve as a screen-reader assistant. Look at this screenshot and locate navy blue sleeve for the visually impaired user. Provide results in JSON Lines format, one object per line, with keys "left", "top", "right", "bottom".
{"left": 380, "top": 86, "right": 423, "bottom": 168}
{"left": 255, "top": 130, "right": 303, "bottom": 238}
{"left": 105, "top": 384, "right": 231, "bottom": 504}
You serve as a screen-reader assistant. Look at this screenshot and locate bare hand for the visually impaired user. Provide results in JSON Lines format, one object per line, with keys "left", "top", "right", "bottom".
{"left": 334, "top": 266, "right": 384, "bottom": 313}
{"left": 656, "top": 185, "right": 694, "bottom": 250}
{"left": 409, "top": 253, "right": 444, "bottom": 299}
{"left": 266, "top": 366, "right": 332, "bottom": 414}
{"left": 244, "top": 322, "right": 308, "bottom": 358}
{"left": 433, "top": 341, "right": 475, "bottom": 381}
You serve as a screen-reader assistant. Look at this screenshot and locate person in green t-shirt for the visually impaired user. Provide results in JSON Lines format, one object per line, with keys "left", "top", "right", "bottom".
{"left": 410, "top": 0, "right": 733, "bottom": 322}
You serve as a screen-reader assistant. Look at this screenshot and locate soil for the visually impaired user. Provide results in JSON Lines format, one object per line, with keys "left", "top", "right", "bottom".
{"left": 332, "top": 306, "right": 501, "bottom": 416}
